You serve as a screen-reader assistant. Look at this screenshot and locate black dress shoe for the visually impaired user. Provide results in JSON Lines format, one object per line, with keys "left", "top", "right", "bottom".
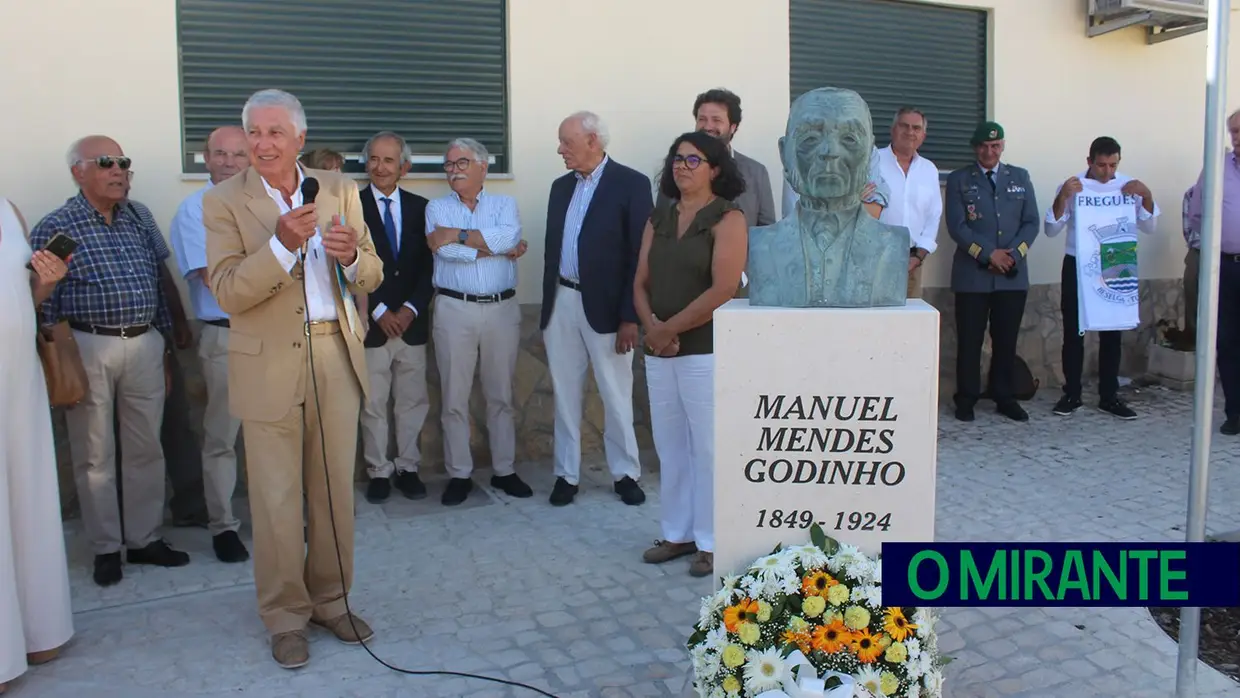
{"left": 549, "top": 477, "right": 578, "bottom": 506}
{"left": 442, "top": 478, "right": 474, "bottom": 506}
{"left": 613, "top": 476, "right": 646, "bottom": 505}
{"left": 955, "top": 405, "right": 975, "bottom": 422}
{"left": 365, "top": 477, "right": 391, "bottom": 504}
{"left": 997, "top": 401, "right": 1029, "bottom": 422}
{"left": 394, "top": 471, "right": 427, "bottom": 500}
{"left": 1222, "top": 416, "right": 1240, "bottom": 435}
{"left": 213, "top": 530, "right": 250, "bottom": 563}
{"left": 126, "top": 539, "right": 190, "bottom": 567}
{"left": 93, "top": 552, "right": 122, "bottom": 587}
{"left": 490, "top": 473, "right": 533, "bottom": 498}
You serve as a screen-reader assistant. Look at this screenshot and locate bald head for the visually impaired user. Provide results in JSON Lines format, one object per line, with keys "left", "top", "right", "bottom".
{"left": 205, "top": 126, "right": 250, "bottom": 184}
{"left": 557, "top": 110, "right": 609, "bottom": 174}
{"left": 68, "top": 135, "right": 128, "bottom": 206}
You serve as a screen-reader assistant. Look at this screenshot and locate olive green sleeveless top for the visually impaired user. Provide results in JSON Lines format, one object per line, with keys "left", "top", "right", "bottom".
{"left": 646, "top": 197, "right": 740, "bottom": 357}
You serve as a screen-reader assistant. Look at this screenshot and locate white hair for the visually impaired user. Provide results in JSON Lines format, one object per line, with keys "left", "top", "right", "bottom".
{"left": 66, "top": 137, "right": 87, "bottom": 167}
{"left": 567, "top": 110, "right": 610, "bottom": 149}
{"left": 363, "top": 131, "right": 413, "bottom": 166}
{"left": 892, "top": 107, "right": 928, "bottom": 129}
{"left": 242, "top": 89, "right": 308, "bottom": 136}
{"left": 447, "top": 137, "right": 490, "bottom": 163}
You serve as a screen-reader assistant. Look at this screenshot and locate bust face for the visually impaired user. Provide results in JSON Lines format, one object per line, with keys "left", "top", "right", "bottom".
{"left": 782, "top": 89, "right": 873, "bottom": 203}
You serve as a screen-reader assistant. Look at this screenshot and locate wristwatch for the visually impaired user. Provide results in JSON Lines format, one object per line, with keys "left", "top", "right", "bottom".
{"left": 458, "top": 229, "right": 470, "bottom": 244}
{"left": 909, "top": 247, "right": 926, "bottom": 261}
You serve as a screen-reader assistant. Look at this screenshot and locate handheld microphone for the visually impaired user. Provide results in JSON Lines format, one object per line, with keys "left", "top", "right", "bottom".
{"left": 299, "top": 177, "right": 319, "bottom": 261}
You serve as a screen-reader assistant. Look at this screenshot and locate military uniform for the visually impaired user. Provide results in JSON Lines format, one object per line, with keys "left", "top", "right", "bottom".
{"left": 945, "top": 122, "right": 1040, "bottom": 419}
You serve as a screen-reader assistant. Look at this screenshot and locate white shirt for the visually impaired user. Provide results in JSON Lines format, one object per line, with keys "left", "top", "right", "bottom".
{"left": 1044, "top": 170, "right": 1160, "bottom": 256}
{"left": 425, "top": 188, "right": 521, "bottom": 295}
{"left": 559, "top": 156, "right": 608, "bottom": 282}
{"left": 169, "top": 180, "right": 228, "bottom": 321}
{"left": 367, "top": 183, "right": 416, "bottom": 321}
{"left": 263, "top": 168, "right": 359, "bottom": 322}
{"left": 875, "top": 146, "right": 942, "bottom": 254}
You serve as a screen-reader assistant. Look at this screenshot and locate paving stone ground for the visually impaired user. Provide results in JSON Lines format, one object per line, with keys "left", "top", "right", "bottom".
{"left": 9, "top": 384, "right": 1240, "bottom": 698}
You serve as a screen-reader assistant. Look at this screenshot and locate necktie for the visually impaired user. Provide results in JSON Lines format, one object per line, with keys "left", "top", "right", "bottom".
{"left": 381, "top": 197, "right": 398, "bottom": 254}
{"left": 986, "top": 170, "right": 996, "bottom": 190}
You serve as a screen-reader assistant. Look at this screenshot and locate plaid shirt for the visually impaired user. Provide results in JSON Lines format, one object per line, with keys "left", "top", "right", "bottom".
{"left": 1183, "top": 186, "right": 1200, "bottom": 249}
{"left": 30, "top": 192, "right": 171, "bottom": 332}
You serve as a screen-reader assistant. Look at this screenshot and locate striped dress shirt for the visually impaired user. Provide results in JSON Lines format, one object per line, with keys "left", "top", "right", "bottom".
{"left": 425, "top": 189, "right": 521, "bottom": 295}
{"left": 558, "top": 156, "right": 608, "bottom": 282}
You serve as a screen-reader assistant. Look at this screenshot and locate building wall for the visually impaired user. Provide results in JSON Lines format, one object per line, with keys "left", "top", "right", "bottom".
{"left": 0, "top": 0, "right": 1236, "bottom": 513}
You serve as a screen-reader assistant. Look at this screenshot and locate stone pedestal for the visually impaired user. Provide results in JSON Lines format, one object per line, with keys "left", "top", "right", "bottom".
{"left": 713, "top": 299, "right": 941, "bottom": 578}
{"left": 1147, "top": 341, "right": 1196, "bottom": 391}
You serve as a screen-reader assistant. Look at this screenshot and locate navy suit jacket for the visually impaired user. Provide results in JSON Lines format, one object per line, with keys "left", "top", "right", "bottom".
{"left": 359, "top": 185, "right": 434, "bottom": 347}
{"left": 540, "top": 158, "right": 653, "bottom": 334}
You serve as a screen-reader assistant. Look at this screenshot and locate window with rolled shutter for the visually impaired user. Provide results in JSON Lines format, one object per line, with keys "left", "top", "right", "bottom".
{"left": 789, "top": 0, "right": 988, "bottom": 171}
{"left": 176, "top": 0, "right": 509, "bottom": 174}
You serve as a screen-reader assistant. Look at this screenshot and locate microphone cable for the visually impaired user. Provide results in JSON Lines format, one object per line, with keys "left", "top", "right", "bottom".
{"left": 293, "top": 180, "right": 560, "bottom": 697}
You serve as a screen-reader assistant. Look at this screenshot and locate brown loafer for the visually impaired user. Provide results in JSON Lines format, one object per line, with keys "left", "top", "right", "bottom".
{"left": 271, "top": 630, "right": 309, "bottom": 669}
{"left": 312, "top": 613, "right": 374, "bottom": 645}
{"left": 27, "top": 646, "right": 62, "bottom": 665}
{"left": 642, "top": 540, "right": 697, "bottom": 564}
{"left": 689, "top": 551, "right": 714, "bottom": 578}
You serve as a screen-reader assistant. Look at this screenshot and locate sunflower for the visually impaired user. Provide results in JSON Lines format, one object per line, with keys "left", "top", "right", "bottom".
{"left": 801, "top": 570, "right": 838, "bottom": 597}
{"left": 810, "top": 619, "right": 853, "bottom": 654}
{"left": 723, "top": 599, "right": 760, "bottom": 633}
{"left": 849, "top": 629, "right": 886, "bottom": 664}
{"left": 882, "top": 607, "right": 917, "bottom": 642}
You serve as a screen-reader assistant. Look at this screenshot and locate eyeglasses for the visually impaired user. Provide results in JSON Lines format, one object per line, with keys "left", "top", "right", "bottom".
{"left": 83, "top": 155, "right": 132, "bottom": 170}
{"left": 672, "top": 154, "right": 705, "bottom": 170}
{"left": 442, "top": 157, "right": 475, "bottom": 172}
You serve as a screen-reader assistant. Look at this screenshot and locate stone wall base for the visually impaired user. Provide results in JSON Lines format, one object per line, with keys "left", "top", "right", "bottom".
{"left": 51, "top": 278, "right": 1187, "bottom": 519}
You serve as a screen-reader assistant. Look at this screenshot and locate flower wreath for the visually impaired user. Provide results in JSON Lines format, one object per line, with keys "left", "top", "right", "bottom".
{"left": 687, "top": 525, "right": 950, "bottom": 698}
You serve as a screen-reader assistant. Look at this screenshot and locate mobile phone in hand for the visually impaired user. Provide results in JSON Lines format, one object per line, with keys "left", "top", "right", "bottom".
{"left": 26, "top": 232, "right": 79, "bottom": 271}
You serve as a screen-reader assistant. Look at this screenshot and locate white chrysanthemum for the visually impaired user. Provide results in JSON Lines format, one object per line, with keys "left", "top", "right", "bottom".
{"left": 907, "top": 682, "right": 921, "bottom": 698}
{"left": 720, "top": 574, "right": 741, "bottom": 594}
{"left": 871, "top": 562, "right": 882, "bottom": 585}
{"left": 860, "top": 585, "right": 883, "bottom": 608}
{"left": 912, "top": 608, "right": 936, "bottom": 636}
{"left": 923, "top": 669, "right": 944, "bottom": 697}
{"left": 690, "top": 645, "right": 722, "bottom": 680}
{"left": 699, "top": 591, "right": 728, "bottom": 627}
{"left": 708, "top": 686, "right": 727, "bottom": 698}
{"left": 790, "top": 544, "right": 830, "bottom": 569}
{"left": 905, "top": 637, "right": 923, "bottom": 660}
{"left": 915, "top": 650, "right": 935, "bottom": 680}
{"left": 851, "top": 585, "right": 868, "bottom": 603}
{"left": 834, "top": 543, "right": 866, "bottom": 566}
{"left": 854, "top": 667, "right": 885, "bottom": 697}
{"left": 846, "top": 558, "right": 878, "bottom": 584}
{"left": 703, "top": 625, "right": 728, "bottom": 653}
{"left": 743, "top": 647, "right": 787, "bottom": 694}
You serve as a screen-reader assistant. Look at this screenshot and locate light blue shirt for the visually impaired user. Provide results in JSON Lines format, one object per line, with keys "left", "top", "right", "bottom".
{"left": 425, "top": 189, "right": 521, "bottom": 295}
{"left": 559, "top": 156, "right": 608, "bottom": 282}
{"left": 170, "top": 181, "right": 227, "bottom": 321}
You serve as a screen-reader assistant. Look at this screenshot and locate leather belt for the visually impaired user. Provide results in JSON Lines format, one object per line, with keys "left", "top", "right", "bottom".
{"left": 204, "top": 319, "right": 230, "bottom": 328}
{"left": 68, "top": 322, "right": 151, "bottom": 339}
{"left": 437, "top": 288, "right": 515, "bottom": 304}
{"left": 304, "top": 320, "right": 341, "bottom": 336}
{"left": 559, "top": 277, "right": 581, "bottom": 291}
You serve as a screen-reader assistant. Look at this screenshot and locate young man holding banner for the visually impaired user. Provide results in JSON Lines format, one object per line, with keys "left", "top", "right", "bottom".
{"left": 1045, "top": 137, "right": 1159, "bottom": 420}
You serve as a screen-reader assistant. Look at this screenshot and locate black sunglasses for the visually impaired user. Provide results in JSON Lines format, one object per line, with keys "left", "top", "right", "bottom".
{"left": 86, "top": 156, "right": 132, "bottom": 170}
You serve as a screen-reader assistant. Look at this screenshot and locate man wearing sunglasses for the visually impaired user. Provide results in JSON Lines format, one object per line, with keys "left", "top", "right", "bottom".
{"left": 30, "top": 136, "right": 192, "bottom": 587}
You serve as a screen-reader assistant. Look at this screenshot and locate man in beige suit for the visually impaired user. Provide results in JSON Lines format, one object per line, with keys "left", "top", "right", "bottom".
{"left": 203, "top": 89, "right": 383, "bottom": 669}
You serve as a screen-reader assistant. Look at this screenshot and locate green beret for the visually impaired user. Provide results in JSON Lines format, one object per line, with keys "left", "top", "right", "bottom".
{"left": 970, "top": 121, "right": 1004, "bottom": 146}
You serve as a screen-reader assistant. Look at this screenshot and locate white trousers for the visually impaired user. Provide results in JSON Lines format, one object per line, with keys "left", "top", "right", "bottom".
{"left": 544, "top": 285, "right": 641, "bottom": 486}
{"left": 645, "top": 353, "right": 714, "bottom": 553}
{"left": 360, "top": 338, "right": 430, "bottom": 478}
{"left": 198, "top": 323, "right": 242, "bottom": 534}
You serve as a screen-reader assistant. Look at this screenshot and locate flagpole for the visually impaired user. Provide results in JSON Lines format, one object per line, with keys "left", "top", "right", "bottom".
{"left": 1175, "top": 0, "right": 1230, "bottom": 695}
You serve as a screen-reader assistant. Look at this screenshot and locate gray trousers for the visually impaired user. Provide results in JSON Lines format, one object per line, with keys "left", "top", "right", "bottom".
{"left": 431, "top": 295, "right": 520, "bottom": 479}
{"left": 69, "top": 330, "right": 167, "bottom": 555}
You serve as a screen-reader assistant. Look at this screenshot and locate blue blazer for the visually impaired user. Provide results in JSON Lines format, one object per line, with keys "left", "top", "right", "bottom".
{"left": 540, "top": 158, "right": 653, "bottom": 334}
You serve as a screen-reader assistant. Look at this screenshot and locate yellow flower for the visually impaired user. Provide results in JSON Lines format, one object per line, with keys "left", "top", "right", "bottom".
{"left": 738, "top": 622, "right": 761, "bottom": 645}
{"left": 802, "top": 595, "right": 827, "bottom": 618}
{"left": 802, "top": 571, "right": 839, "bottom": 597}
{"left": 850, "top": 629, "right": 885, "bottom": 663}
{"left": 724, "top": 599, "right": 760, "bottom": 633}
{"left": 824, "top": 610, "right": 844, "bottom": 625}
{"left": 788, "top": 616, "right": 810, "bottom": 633}
{"left": 722, "top": 644, "right": 746, "bottom": 668}
{"left": 827, "top": 584, "right": 851, "bottom": 606}
{"left": 884, "top": 641, "right": 908, "bottom": 664}
{"left": 882, "top": 607, "right": 917, "bottom": 642}
{"left": 843, "top": 606, "right": 871, "bottom": 630}
{"left": 722, "top": 675, "right": 742, "bottom": 693}
{"left": 880, "top": 671, "right": 900, "bottom": 696}
{"left": 756, "top": 601, "right": 772, "bottom": 623}
{"left": 811, "top": 619, "right": 853, "bottom": 654}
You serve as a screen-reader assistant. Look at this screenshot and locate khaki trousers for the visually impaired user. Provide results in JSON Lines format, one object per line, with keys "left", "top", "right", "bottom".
{"left": 907, "top": 264, "right": 924, "bottom": 299}
{"left": 198, "top": 323, "right": 241, "bottom": 534}
{"left": 66, "top": 330, "right": 166, "bottom": 555}
{"left": 1185, "top": 247, "right": 1200, "bottom": 333}
{"left": 241, "top": 328, "right": 361, "bottom": 635}
{"left": 431, "top": 294, "right": 520, "bottom": 479}
{"left": 359, "top": 338, "right": 429, "bottom": 478}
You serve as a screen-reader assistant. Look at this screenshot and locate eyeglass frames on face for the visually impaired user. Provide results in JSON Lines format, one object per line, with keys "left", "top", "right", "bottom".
{"left": 83, "top": 155, "right": 132, "bottom": 170}
{"left": 672, "top": 154, "right": 705, "bottom": 170}
{"left": 443, "top": 158, "right": 476, "bottom": 172}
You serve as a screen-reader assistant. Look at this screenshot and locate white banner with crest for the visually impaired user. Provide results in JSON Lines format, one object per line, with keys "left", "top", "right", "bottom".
{"left": 1073, "top": 188, "right": 1141, "bottom": 333}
